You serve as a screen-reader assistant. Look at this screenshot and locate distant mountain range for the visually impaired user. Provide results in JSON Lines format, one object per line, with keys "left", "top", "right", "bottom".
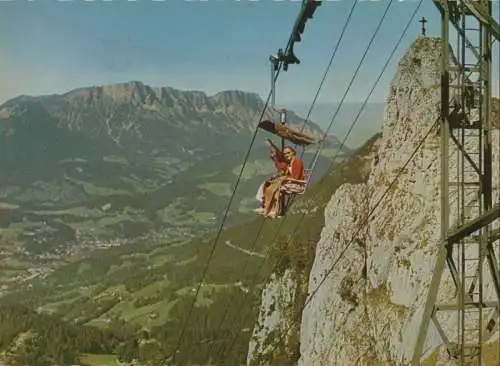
{"left": 0, "top": 81, "right": 342, "bottom": 181}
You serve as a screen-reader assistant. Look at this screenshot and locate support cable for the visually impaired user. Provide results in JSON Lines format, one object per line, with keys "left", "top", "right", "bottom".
{"left": 223, "top": 115, "right": 436, "bottom": 364}
{"left": 219, "top": 0, "right": 427, "bottom": 361}
{"left": 170, "top": 34, "right": 295, "bottom": 361}
{"left": 303, "top": 118, "right": 438, "bottom": 309}
{"left": 296, "top": 0, "right": 359, "bottom": 135}
{"left": 204, "top": 2, "right": 359, "bottom": 360}
{"left": 219, "top": 0, "right": 424, "bottom": 361}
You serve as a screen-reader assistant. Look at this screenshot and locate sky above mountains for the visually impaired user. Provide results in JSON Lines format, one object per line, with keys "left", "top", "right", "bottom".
{"left": 1, "top": 0, "right": 499, "bottom": 107}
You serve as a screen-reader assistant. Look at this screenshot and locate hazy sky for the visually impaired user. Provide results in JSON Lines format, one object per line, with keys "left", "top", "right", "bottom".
{"left": 1, "top": 0, "right": 499, "bottom": 106}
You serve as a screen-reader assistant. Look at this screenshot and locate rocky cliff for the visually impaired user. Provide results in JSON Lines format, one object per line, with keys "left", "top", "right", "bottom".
{"left": 247, "top": 37, "right": 500, "bottom": 365}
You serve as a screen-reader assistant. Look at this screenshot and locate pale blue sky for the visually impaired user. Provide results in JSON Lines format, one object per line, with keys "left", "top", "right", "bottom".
{"left": 0, "top": 0, "right": 499, "bottom": 106}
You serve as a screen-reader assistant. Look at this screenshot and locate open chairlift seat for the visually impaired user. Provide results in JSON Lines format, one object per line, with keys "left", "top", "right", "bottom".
{"left": 258, "top": 114, "right": 317, "bottom": 217}
{"left": 280, "top": 168, "right": 313, "bottom": 195}
{"left": 276, "top": 169, "right": 313, "bottom": 217}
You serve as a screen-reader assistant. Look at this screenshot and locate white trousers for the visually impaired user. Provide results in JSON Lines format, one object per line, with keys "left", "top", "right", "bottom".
{"left": 256, "top": 183, "right": 265, "bottom": 202}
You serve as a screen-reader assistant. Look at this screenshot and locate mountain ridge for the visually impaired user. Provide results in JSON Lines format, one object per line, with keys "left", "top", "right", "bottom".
{"left": 0, "top": 82, "right": 347, "bottom": 179}
{"left": 0, "top": 81, "right": 336, "bottom": 140}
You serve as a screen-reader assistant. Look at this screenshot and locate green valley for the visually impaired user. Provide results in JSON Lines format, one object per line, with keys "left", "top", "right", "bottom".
{"left": 0, "top": 131, "right": 379, "bottom": 364}
{"left": 0, "top": 82, "right": 378, "bottom": 365}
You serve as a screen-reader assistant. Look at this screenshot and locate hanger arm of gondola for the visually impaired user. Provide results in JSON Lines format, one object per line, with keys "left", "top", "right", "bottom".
{"left": 277, "top": 0, "right": 322, "bottom": 71}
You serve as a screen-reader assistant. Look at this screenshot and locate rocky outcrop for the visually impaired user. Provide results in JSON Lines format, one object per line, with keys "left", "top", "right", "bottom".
{"left": 247, "top": 269, "right": 301, "bottom": 365}
{"left": 300, "top": 37, "right": 500, "bottom": 365}
{"left": 247, "top": 36, "right": 500, "bottom": 365}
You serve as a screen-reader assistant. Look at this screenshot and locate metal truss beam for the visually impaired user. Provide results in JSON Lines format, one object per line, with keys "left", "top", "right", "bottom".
{"left": 413, "top": 1, "right": 500, "bottom": 365}
{"left": 462, "top": 0, "right": 500, "bottom": 40}
{"left": 446, "top": 202, "right": 500, "bottom": 243}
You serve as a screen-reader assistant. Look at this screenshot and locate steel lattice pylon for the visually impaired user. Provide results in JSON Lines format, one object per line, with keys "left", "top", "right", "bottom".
{"left": 412, "top": 1, "right": 500, "bottom": 365}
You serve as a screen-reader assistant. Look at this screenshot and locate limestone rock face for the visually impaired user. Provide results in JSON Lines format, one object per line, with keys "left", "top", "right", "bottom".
{"left": 299, "top": 37, "right": 500, "bottom": 365}
{"left": 246, "top": 269, "right": 300, "bottom": 366}
{"left": 247, "top": 37, "right": 500, "bottom": 366}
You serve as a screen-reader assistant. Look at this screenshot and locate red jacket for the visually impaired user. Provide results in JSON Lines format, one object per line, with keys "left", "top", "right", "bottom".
{"left": 272, "top": 156, "right": 304, "bottom": 180}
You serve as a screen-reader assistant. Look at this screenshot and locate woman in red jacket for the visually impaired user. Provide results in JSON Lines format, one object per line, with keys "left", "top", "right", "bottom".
{"left": 258, "top": 142, "right": 304, "bottom": 218}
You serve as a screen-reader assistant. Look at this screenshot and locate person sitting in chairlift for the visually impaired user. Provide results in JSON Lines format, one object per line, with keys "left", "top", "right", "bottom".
{"left": 256, "top": 140, "right": 304, "bottom": 218}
